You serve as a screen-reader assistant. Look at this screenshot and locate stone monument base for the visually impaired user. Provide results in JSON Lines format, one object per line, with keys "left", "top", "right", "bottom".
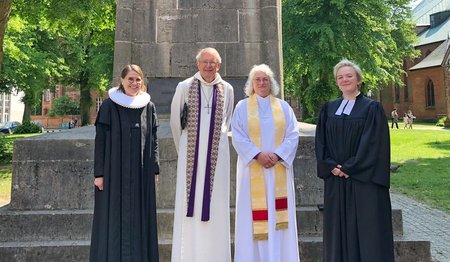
{"left": 0, "top": 122, "right": 431, "bottom": 261}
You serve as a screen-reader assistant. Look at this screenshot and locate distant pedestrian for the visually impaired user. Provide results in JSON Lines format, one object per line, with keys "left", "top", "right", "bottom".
{"left": 391, "top": 108, "right": 399, "bottom": 129}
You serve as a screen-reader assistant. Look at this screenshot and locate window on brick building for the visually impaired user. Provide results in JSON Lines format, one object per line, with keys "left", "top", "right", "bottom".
{"left": 96, "top": 97, "right": 104, "bottom": 112}
{"left": 426, "top": 79, "right": 435, "bottom": 108}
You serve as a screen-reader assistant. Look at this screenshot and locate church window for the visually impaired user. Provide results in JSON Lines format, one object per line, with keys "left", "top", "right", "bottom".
{"left": 425, "top": 79, "right": 435, "bottom": 108}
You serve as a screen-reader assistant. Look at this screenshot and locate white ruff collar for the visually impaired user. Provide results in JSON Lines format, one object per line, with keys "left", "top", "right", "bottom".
{"left": 194, "top": 72, "right": 223, "bottom": 86}
{"left": 108, "top": 87, "right": 150, "bottom": 109}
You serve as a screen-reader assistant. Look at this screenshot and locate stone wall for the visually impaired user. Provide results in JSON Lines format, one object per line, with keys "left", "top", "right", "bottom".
{"left": 113, "top": 0, "right": 283, "bottom": 114}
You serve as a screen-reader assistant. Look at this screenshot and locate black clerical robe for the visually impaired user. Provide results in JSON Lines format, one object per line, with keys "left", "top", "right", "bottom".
{"left": 90, "top": 98, "right": 160, "bottom": 262}
{"left": 315, "top": 94, "right": 394, "bottom": 262}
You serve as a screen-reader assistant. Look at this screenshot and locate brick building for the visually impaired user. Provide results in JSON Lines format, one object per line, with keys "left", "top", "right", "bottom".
{"left": 379, "top": 1, "right": 450, "bottom": 125}
{"left": 32, "top": 85, "right": 104, "bottom": 128}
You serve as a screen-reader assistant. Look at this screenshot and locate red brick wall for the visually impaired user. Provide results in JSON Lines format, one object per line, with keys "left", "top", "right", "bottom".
{"left": 409, "top": 67, "right": 447, "bottom": 119}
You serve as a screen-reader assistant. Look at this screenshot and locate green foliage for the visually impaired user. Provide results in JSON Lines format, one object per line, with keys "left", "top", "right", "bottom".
{"left": 436, "top": 116, "right": 447, "bottom": 127}
{"left": 282, "top": 0, "right": 419, "bottom": 119}
{"left": 1, "top": 0, "right": 115, "bottom": 123}
{"left": 13, "top": 121, "right": 42, "bottom": 134}
{"left": 48, "top": 95, "right": 79, "bottom": 116}
{"left": 0, "top": 136, "right": 13, "bottom": 164}
{"left": 390, "top": 128, "right": 450, "bottom": 213}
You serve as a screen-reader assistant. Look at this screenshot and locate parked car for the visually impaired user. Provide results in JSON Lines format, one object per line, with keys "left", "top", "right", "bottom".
{"left": 0, "top": 121, "right": 21, "bottom": 134}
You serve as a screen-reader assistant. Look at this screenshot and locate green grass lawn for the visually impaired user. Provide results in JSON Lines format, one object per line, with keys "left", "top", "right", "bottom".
{"left": 0, "top": 133, "right": 41, "bottom": 205}
{"left": 389, "top": 125, "right": 450, "bottom": 214}
{"left": 0, "top": 164, "right": 12, "bottom": 205}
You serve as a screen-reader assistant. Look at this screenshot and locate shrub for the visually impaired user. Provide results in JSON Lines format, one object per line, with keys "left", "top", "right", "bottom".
{"left": 0, "top": 136, "right": 13, "bottom": 164}
{"left": 13, "top": 121, "right": 42, "bottom": 134}
{"left": 436, "top": 116, "right": 447, "bottom": 127}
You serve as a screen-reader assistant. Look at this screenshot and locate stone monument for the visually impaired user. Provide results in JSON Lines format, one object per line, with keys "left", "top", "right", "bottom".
{"left": 113, "top": 0, "right": 284, "bottom": 114}
{"left": 0, "top": 0, "right": 433, "bottom": 260}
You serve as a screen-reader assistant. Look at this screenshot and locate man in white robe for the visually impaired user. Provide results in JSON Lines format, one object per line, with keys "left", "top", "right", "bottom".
{"left": 231, "top": 64, "right": 300, "bottom": 262}
{"left": 170, "top": 47, "right": 234, "bottom": 262}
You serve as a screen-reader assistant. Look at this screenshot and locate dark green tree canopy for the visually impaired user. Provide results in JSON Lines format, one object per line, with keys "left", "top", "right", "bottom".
{"left": 283, "top": 0, "right": 418, "bottom": 121}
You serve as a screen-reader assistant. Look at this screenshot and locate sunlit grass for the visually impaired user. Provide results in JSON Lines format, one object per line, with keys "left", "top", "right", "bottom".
{"left": 390, "top": 127, "right": 450, "bottom": 213}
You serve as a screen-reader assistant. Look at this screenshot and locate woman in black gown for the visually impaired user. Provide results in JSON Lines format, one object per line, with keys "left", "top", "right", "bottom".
{"left": 90, "top": 64, "right": 160, "bottom": 262}
{"left": 315, "top": 59, "right": 394, "bottom": 262}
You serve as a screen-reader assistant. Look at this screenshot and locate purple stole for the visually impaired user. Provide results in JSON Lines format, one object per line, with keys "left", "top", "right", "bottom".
{"left": 185, "top": 79, "right": 224, "bottom": 221}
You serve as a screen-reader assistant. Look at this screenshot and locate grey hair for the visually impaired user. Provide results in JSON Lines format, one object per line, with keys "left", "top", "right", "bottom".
{"left": 333, "top": 59, "right": 363, "bottom": 82}
{"left": 195, "top": 47, "right": 222, "bottom": 64}
{"left": 244, "top": 64, "right": 280, "bottom": 97}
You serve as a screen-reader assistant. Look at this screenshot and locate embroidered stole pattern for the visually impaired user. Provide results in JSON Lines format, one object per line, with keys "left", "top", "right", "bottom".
{"left": 248, "top": 94, "right": 288, "bottom": 240}
{"left": 185, "top": 79, "right": 224, "bottom": 221}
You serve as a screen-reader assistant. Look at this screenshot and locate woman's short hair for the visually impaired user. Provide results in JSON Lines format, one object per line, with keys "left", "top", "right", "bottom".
{"left": 333, "top": 59, "right": 363, "bottom": 83}
{"left": 244, "top": 64, "right": 280, "bottom": 97}
{"left": 118, "top": 64, "right": 147, "bottom": 93}
{"left": 195, "top": 47, "right": 222, "bottom": 64}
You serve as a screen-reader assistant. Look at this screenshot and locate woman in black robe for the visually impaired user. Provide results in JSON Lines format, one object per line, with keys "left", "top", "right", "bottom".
{"left": 90, "top": 64, "right": 160, "bottom": 262}
{"left": 315, "top": 59, "right": 394, "bottom": 262}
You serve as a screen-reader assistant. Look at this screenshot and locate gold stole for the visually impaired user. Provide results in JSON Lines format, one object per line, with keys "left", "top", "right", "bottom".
{"left": 247, "top": 94, "right": 288, "bottom": 240}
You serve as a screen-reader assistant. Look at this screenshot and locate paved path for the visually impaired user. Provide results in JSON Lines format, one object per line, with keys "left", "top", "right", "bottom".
{"left": 391, "top": 193, "right": 450, "bottom": 262}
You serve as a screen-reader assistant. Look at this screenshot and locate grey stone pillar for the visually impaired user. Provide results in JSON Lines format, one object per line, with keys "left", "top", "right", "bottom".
{"left": 113, "top": 0, "right": 283, "bottom": 114}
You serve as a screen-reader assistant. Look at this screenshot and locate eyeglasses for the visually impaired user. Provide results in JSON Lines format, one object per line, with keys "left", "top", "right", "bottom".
{"left": 254, "top": 78, "right": 270, "bottom": 83}
{"left": 127, "top": 77, "right": 142, "bottom": 83}
{"left": 199, "top": 60, "right": 218, "bottom": 66}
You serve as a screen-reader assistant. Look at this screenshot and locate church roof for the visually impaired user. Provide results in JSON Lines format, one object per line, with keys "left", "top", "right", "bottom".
{"left": 409, "top": 39, "right": 450, "bottom": 70}
{"left": 415, "top": 15, "right": 450, "bottom": 47}
{"left": 413, "top": 0, "right": 450, "bottom": 25}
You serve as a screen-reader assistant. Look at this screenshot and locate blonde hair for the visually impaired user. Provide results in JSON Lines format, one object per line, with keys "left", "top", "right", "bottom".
{"left": 244, "top": 64, "right": 280, "bottom": 97}
{"left": 333, "top": 59, "right": 363, "bottom": 83}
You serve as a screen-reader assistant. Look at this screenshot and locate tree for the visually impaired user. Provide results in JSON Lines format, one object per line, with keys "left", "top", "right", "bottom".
{"left": 1, "top": 0, "right": 115, "bottom": 123}
{"left": 283, "top": 0, "right": 419, "bottom": 121}
{"left": 1, "top": 14, "right": 68, "bottom": 121}
{"left": 0, "top": 0, "right": 12, "bottom": 73}
{"left": 49, "top": 95, "right": 79, "bottom": 116}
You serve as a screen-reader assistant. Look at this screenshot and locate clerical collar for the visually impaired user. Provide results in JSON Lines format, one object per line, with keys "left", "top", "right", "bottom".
{"left": 108, "top": 87, "right": 150, "bottom": 109}
{"left": 335, "top": 92, "right": 360, "bottom": 116}
{"left": 194, "top": 72, "right": 222, "bottom": 86}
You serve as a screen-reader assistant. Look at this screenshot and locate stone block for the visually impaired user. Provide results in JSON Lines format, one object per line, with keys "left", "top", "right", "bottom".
{"left": 132, "top": 43, "right": 172, "bottom": 77}
{"left": 0, "top": 242, "right": 91, "bottom": 262}
{"left": 239, "top": 9, "right": 262, "bottom": 43}
{"left": 170, "top": 43, "right": 227, "bottom": 77}
{"left": 197, "top": 10, "right": 239, "bottom": 43}
{"left": 225, "top": 43, "right": 262, "bottom": 77}
{"left": 116, "top": 0, "right": 132, "bottom": 9}
{"left": 156, "top": 0, "right": 176, "bottom": 10}
{"left": 179, "top": 0, "right": 243, "bottom": 9}
{"left": 260, "top": 6, "right": 279, "bottom": 41}
{"left": 115, "top": 8, "right": 133, "bottom": 41}
{"left": 133, "top": 0, "right": 150, "bottom": 9}
{"left": 261, "top": 40, "right": 282, "bottom": 80}
{"left": 0, "top": 209, "right": 92, "bottom": 242}
{"left": 132, "top": 9, "right": 155, "bottom": 42}
{"left": 260, "top": 0, "right": 278, "bottom": 7}
{"left": 147, "top": 78, "right": 181, "bottom": 114}
{"left": 157, "top": 9, "right": 197, "bottom": 43}
{"left": 112, "top": 41, "right": 132, "bottom": 85}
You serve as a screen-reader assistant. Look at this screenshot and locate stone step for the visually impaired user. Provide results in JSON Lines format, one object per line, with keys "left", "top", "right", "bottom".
{"left": 0, "top": 237, "right": 431, "bottom": 262}
{"left": 0, "top": 207, "right": 403, "bottom": 243}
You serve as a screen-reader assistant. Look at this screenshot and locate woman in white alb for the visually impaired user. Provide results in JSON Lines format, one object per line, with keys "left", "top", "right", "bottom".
{"left": 231, "top": 64, "right": 300, "bottom": 262}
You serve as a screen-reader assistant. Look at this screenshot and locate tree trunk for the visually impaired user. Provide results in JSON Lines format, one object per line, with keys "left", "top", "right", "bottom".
{"left": 79, "top": 70, "right": 92, "bottom": 126}
{"left": 0, "top": 0, "right": 12, "bottom": 73}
